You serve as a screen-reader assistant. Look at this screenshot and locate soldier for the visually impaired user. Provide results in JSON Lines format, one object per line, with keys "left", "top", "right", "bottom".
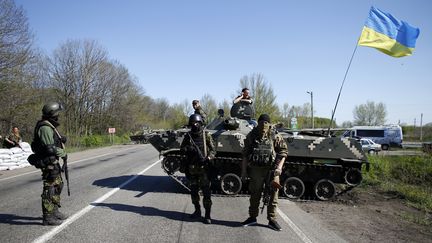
{"left": 31, "top": 102, "right": 68, "bottom": 226}
{"left": 192, "top": 100, "right": 207, "bottom": 124}
{"left": 4, "top": 126, "right": 22, "bottom": 148}
{"left": 180, "top": 114, "right": 216, "bottom": 224}
{"left": 233, "top": 88, "right": 253, "bottom": 105}
{"left": 240, "top": 114, "right": 288, "bottom": 231}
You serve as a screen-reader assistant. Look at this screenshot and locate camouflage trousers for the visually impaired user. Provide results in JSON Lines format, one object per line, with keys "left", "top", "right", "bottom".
{"left": 248, "top": 166, "right": 279, "bottom": 220}
{"left": 188, "top": 165, "right": 212, "bottom": 209}
{"left": 41, "top": 164, "right": 64, "bottom": 215}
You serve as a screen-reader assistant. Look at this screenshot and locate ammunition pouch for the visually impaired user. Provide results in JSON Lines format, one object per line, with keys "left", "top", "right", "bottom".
{"left": 42, "top": 163, "right": 61, "bottom": 181}
{"left": 249, "top": 148, "right": 273, "bottom": 166}
{"left": 28, "top": 154, "right": 57, "bottom": 169}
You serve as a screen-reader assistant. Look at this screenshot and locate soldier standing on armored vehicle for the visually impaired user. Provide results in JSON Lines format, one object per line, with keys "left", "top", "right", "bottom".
{"left": 180, "top": 114, "right": 216, "bottom": 224}
{"left": 192, "top": 100, "right": 207, "bottom": 125}
{"left": 30, "top": 102, "right": 68, "bottom": 226}
{"left": 241, "top": 114, "right": 287, "bottom": 231}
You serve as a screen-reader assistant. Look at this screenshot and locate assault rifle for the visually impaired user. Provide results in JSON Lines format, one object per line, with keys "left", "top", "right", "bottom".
{"left": 186, "top": 133, "right": 207, "bottom": 165}
{"left": 261, "top": 169, "right": 282, "bottom": 214}
{"left": 62, "top": 156, "right": 70, "bottom": 196}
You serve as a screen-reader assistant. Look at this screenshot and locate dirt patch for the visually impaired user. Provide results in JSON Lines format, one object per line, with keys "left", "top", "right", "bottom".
{"left": 296, "top": 188, "right": 432, "bottom": 242}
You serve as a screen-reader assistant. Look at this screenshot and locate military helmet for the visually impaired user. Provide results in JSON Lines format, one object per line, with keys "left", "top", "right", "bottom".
{"left": 42, "top": 102, "right": 63, "bottom": 117}
{"left": 188, "top": 114, "right": 203, "bottom": 125}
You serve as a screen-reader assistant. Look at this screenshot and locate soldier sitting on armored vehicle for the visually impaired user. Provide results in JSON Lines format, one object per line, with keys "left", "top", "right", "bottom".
{"left": 233, "top": 88, "right": 253, "bottom": 105}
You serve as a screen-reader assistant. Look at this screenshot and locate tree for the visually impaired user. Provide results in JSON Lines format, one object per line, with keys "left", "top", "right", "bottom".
{"left": 200, "top": 93, "right": 218, "bottom": 122}
{"left": 0, "top": 0, "right": 33, "bottom": 82}
{"left": 353, "top": 101, "right": 386, "bottom": 126}
{"left": 0, "top": 0, "right": 40, "bottom": 139}
{"left": 238, "top": 73, "right": 279, "bottom": 119}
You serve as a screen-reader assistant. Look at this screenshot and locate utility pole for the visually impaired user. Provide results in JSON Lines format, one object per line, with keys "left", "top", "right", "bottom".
{"left": 307, "top": 91, "right": 314, "bottom": 129}
{"left": 420, "top": 113, "right": 423, "bottom": 141}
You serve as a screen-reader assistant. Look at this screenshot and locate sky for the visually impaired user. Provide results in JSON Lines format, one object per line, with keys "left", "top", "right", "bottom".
{"left": 14, "top": 0, "right": 432, "bottom": 125}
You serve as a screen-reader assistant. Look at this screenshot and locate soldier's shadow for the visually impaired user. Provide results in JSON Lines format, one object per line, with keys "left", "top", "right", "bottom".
{"left": 0, "top": 214, "right": 42, "bottom": 225}
{"left": 93, "top": 203, "right": 241, "bottom": 228}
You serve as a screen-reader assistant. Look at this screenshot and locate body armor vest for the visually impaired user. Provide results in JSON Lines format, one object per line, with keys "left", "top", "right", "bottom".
{"left": 189, "top": 132, "right": 206, "bottom": 164}
{"left": 249, "top": 137, "right": 274, "bottom": 166}
{"left": 31, "top": 120, "right": 62, "bottom": 157}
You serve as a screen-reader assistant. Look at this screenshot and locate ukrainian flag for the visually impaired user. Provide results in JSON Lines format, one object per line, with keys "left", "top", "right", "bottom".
{"left": 358, "top": 6, "right": 420, "bottom": 57}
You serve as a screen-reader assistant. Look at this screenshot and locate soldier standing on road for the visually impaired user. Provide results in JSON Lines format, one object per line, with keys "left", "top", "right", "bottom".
{"left": 31, "top": 102, "right": 68, "bottom": 226}
{"left": 192, "top": 100, "right": 207, "bottom": 125}
{"left": 180, "top": 114, "right": 216, "bottom": 224}
{"left": 241, "top": 114, "right": 288, "bottom": 231}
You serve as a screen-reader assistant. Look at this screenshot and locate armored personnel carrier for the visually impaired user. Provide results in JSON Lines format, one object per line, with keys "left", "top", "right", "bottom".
{"left": 149, "top": 102, "right": 370, "bottom": 200}
{"left": 277, "top": 129, "right": 369, "bottom": 200}
{"left": 148, "top": 101, "right": 255, "bottom": 195}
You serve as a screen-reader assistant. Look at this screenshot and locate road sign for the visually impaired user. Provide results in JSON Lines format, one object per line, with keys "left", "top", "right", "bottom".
{"left": 108, "top": 128, "right": 116, "bottom": 134}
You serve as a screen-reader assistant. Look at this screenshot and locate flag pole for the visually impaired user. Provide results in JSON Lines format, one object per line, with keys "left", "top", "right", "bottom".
{"left": 327, "top": 42, "right": 359, "bottom": 136}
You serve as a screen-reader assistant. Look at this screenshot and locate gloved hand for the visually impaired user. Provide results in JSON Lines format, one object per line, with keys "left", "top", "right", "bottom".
{"left": 241, "top": 169, "right": 248, "bottom": 182}
{"left": 62, "top": 154, "right": 68, "bottom": 161}
{"left": 61, "top": 135, "right": 67, "bottom": 144}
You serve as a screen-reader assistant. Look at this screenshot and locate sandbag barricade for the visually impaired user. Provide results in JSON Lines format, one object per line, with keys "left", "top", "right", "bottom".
{"left": 0, "top": 142, "right": 33, "bottom": 171}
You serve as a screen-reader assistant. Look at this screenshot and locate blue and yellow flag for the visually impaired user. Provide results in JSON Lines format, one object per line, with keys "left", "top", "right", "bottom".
{"left": 358, "top": 6, "right": 420, "bottom": 57}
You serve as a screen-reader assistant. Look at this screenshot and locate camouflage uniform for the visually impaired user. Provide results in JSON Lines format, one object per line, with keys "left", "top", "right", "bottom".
{"left": 4, "top": 131, "right": 21, "bottom": 148}
{"left": 33, "top": 120, "right": 67, "bottom": 224}
{"left": 243, "top": 127, "right": 288, "bottom": 221}
{"left": 180, "top": 130, "right": 216, "bottom": 219}
{"left": 194, "top": 107, "right": 207, "bottom": 125}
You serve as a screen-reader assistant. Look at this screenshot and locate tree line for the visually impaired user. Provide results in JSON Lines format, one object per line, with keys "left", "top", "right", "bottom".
{"left": 1, "top": 0, "right": 401, "bottom": 148}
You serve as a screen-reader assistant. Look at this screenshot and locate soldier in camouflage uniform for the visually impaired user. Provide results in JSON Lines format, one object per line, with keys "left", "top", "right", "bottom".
{"left": 180, "top": 114, "right": 216, "bottom": 224}
{"left": 192, "top": 100, "right": 207, "bottom": 125}
{"left": 241, "top": 114, "right": 288, "bottom": 231}
{"left": 31, "top": 102, "right": 68, "bottom": 226}
{"left": 4, "top": 126, "right": 21, "bottom": 148}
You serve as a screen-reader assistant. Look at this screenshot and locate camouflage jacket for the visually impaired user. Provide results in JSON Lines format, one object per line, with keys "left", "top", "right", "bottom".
{"left": 242, "top": 128, "right": 287, "bottom": 165}
{"left": 194, "top": 107, "right": 207, "bottom": 124}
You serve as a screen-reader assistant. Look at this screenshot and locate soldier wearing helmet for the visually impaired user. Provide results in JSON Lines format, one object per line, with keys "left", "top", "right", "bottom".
{"left": 180, "top": 114, "right": 216, "bottom": 224}
{"left": 31, "top": 102, "right": 68, "bottom": 226}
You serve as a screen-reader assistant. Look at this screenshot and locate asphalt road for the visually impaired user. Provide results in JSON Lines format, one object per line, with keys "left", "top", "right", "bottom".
{"left": 0, "top": 145, "right": 345, "bottom": 243}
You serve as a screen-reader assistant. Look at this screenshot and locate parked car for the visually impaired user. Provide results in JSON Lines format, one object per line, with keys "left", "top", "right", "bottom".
{"left": 360, "top": 138, "right": 382, "bottom": 154}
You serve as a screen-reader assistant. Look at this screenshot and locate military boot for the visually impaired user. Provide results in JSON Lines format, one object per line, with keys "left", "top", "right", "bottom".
{"left": 53, "top": 207, "right": 68, "bottom": 220}
{"left": 204, "top": 207, "right": 211, "bottom": 224}
{"left": 43, "top": 214, "right": 63, "bottom": 226}
{"left": 190, "top": 204, "right": 201, "bottom": 219}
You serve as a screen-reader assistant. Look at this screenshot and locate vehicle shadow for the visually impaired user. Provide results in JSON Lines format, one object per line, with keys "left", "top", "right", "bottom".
{"left": 92, "top": 174, "right": 188, "bottom": 197}
{"left": 0, "top": 214, "right": 42, "bottom": 225}
{"left": 92, "top": 202, "right": 241, "bottom": 228}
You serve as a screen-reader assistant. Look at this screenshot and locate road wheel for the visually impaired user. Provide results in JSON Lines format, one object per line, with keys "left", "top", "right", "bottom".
{"left": 314, "top": 179, "right": 336, "bottom": 201}
{"left": 162, "top": 157, "right": 180, "bottom": 175}
{"left": 282, "top": 177, "right": 305, "bottom": 199}
{"left": 382, "top": 144, "right": 389, "bottom": 150}
{"left": 368, "top": 149, "right": 376, "bottom": 155}
{"left": 345, "top": 168, "right": 362, "bottom": 186}
{"left": 220, "top": 173, "right": 242, "bottom": 195}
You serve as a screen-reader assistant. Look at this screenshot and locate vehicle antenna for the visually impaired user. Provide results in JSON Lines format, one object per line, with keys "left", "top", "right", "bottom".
{"left": 327, "top": 43, "right": 359, "bottom": 136}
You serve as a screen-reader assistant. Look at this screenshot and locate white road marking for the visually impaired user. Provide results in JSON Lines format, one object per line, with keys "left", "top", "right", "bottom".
{"left": 0, "top": 146, "right": 137, "bottom": 182}
{"left": 32, "top": 159, "right": 162, "bottom": 243}
{"left": 277, "top": 208, "right": 313, "bottom": 243}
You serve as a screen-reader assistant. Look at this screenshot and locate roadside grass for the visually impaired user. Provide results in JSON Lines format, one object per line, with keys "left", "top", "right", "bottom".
{"left": 362, "top": 155, "right": 432, "bottom": 225}
{"left": 66, "top": 134, "right": 132, "bottom": 153}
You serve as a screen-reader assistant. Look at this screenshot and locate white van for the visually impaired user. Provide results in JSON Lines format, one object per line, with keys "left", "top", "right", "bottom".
{"left": 343, "top": 125, "right": 403, "bottom": 150}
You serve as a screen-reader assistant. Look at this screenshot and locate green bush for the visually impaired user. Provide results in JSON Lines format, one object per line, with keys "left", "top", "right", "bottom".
{"left": 364, "top": 155, "right": 432, "bottom": 212}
